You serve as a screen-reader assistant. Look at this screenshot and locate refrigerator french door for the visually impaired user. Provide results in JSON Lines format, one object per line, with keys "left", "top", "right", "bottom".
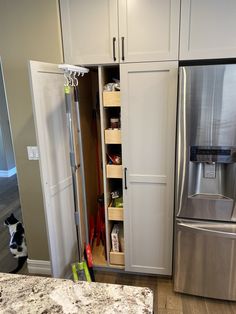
{"left": 174, "top": 64, "right": 236, "bottom": 300}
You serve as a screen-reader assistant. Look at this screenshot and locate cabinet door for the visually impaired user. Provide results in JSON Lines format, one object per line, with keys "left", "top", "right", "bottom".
{"left": 180, "top": 0, "right": 236, "bottom": 60}
{"left": 29, "top": 61, "right": 79, "bottom": 278}
{"left": 60, "top": 0, "right": 119, "bottom": 65}
{"left": 119, "top": 0, "right": 180, "bottom": 62}
{"left": 121, "top": 62, "right": 177, "bottom": 275}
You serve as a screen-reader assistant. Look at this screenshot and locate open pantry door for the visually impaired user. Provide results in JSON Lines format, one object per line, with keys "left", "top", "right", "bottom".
{"left": 28, "top": 61, "right": 82, "bottom": 278}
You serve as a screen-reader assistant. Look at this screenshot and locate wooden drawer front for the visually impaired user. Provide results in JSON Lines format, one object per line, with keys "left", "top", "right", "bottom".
{"left": 103, "top": 91, "right": 120, "bottom": 107}
{"left": 110, "top": 251, "right": 125, "bottom": 265}
{"left": 106, "top": 165, "right": 122, "bottom": 178}
{"left": 108, "top": 207, "right": 124, "bottom": 221}
{"left": 105, "top": 129, "right": 121, "bottom": 144}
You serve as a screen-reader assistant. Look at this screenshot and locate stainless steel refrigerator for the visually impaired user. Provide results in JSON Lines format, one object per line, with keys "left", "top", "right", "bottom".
{"left": 174, "top": 64, "right": 236, "bottom": 301}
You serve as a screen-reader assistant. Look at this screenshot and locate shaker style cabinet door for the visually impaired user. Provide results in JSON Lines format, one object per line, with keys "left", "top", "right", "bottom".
{"left": 180, "top": 0, "right": 236, "bottom": 60}
{"left": 118, "top": 0, "right": 180, "bottom": 62}
{"left": 60, "top": 0, "right": 119, "bottom": 65}
{"left": 29, "top": 61, "right": 79, "bottom": 278}
{"left": 121, "top": 62, "right": 178, "bottom": 275}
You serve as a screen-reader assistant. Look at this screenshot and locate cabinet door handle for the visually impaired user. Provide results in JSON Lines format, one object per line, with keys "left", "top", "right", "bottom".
{"left": 112, "top": 37, "right": 116, "bottom": 61}
{"left": 124, "top": 167, "right": 128, "bottom": 189}
{"left": 121, "top": 37, "right": 125, "bottom": 61}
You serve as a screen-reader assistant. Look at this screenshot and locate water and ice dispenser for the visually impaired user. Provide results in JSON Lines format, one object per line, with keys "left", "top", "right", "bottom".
{"left": 182, "top": 146, "right": 236, "bottom": 221}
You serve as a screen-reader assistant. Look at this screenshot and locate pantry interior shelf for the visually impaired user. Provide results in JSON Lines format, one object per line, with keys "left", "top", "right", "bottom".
{"left": 105, "top": 129, "right": 121, "bottom": 144}
{"left": 110, "top": 251, "right": 125, "bottom": 265}
{"left": 99, "top": 65, "right": 125, "bottom": 268}
{"left": 106, "top": 164, "right": 123, "bottom": 179}
{"left": 103, "top": 91, "right": 121, "bottom": 107}
{"left": 108, "top": 205, "right": 124, "bottom": 221}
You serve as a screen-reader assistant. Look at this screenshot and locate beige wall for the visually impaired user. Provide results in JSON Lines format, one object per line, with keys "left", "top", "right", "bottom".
{"left": 0, "top": 0, "right": 63, "bottom": 260}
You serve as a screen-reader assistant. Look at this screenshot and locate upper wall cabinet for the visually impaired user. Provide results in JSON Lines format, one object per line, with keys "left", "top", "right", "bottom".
{"left": 60, "top": 0, "right": 119, "bottom": 65}
{"left": 180, "top": 0, "right": 236, "bottom": 60}
{"left": 60, "top": 0, "right": 180, "bottom": 65}
{"left": 119, "top": 0, "right": 180, "bottom": 62}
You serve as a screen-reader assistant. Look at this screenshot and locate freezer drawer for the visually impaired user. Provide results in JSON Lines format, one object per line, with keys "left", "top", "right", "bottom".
{"left": 174, "top": 219, "right": 236, "bottom": 300}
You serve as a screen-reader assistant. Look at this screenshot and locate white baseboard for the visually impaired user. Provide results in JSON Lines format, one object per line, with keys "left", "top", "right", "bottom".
{"left": 0, "top": 167, "right": 16, "bottom": 177}
{"left": 27, "top": 259, "right": 51, "bottom": 276}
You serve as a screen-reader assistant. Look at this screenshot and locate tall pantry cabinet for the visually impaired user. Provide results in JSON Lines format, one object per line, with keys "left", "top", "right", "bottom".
{"left": 121, "top": 62, "right": 177, "bottom": 274}
{"left": 35, "top": 0, "right": 179, "bottom": 276}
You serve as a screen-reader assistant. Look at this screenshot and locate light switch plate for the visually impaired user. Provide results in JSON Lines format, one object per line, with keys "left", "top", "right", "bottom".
{"left": 27, "top": 146, "right": 39, "bottom": 160}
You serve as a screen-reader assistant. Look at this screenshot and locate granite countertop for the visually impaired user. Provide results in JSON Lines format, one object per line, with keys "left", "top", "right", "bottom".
{"left": 0, "top": 273, "right": 153, "bottom": 313}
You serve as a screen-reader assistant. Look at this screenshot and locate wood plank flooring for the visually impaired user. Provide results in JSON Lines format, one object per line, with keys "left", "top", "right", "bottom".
{"left": 94, "top": 271, "right": 236, "bottom": 314}
{"left": 0, "top": 174, "right": 26, "bottom": 273}
{"left": 0, "top": 174, "right": 20, "bottom": 219}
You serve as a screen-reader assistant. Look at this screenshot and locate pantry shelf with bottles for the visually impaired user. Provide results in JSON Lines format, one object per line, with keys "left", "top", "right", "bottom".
{"left": 99, "top": 65, "right": 125, "bottom": 268}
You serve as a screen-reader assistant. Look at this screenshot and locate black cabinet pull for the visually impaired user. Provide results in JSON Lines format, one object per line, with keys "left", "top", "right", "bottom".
{"left": 124, "top": 167, "right": 128, "bottom": 189}
{"left": 121, "top": 37, "right": 125, "bottom": 61}
{"left": 113, "top": 37, "right": 116, "bottom": 61}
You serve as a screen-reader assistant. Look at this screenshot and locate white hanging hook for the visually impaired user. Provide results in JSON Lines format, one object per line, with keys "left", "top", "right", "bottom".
{"left": 73, "top": 71, "right": 78, "bottom": 86}
{"left": 58, "top": 64, "right": 89, "bottom": 86}
{"left": 59, "top": 64, "right": 89, "bottom": 75}
{"left": 69, "top": 70, "right": 74, "bottom": 86}
{"left": 64, "top": 73, "right": 69, "bottom": 86}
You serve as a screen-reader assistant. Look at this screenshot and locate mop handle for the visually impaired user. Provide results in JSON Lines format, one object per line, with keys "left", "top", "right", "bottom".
{"left": 74, "top": 85, "right": 89, "bottom": 243}
{"left": 64, "top": 85, "right": 83, "bottom": 262}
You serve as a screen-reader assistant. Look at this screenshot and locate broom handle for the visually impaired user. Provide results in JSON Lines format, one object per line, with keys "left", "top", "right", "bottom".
{"left": 64, "top": 86, "right": 83, "bottom": 262}
{"left": 74, "top": 85, "right": 89, "bottom": 244}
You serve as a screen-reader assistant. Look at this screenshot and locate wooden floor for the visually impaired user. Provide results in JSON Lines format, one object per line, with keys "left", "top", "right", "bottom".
{"left": 0, "top": 174, "right": 20, "bottom": 218}
{"left": 94, "top": 271, "right": 236, "bottom": 314}
{"left": 0, "top": 174, "right": 25, "bottom": 273}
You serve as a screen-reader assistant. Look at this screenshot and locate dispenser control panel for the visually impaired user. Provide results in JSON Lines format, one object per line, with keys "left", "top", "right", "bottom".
{"left": 204, "top": 163, "right": 216, "bottom": 178}
{"left": 190, "top": 146, "right": 236, "bottom": 163}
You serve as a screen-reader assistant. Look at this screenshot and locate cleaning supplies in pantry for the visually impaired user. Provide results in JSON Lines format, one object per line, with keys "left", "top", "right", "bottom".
{"left": 111, "top": 190, "right": 123, "bottom": 208}
{"left": 107, "top": 153, "right": 122, "bottom": 165}
{"left": 111, "top": 223, "right": 124, "bottom": 252}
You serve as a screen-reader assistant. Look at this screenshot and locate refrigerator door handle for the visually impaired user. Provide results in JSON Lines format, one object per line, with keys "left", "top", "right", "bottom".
{"left": 176, "top": 67, "right": 187, "bottom": 216}
{"left": 178, "top": 222, "right": 236, "bottom": 239}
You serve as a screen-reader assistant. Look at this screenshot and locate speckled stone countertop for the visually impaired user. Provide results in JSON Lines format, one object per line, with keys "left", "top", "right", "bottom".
{"left": 0, "top": 273, "right": 153, "bottom": 313}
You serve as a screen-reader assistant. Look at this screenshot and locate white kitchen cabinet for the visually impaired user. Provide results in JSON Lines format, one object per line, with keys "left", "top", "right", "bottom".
{"left": 28, "top": 59, "right": 177, "bottom": 276}
{"left": 119, "top": 0, "right": 180, "bottom": 62}
{"left": 29, "top": 61, "right": 79, "bottom": 278}
{"left": 60, "top": 0, "right": 119, "bottom": 65}
{"left": 28, "top": 61, "right": 102, "bottom": 276}
{"left": 180, "top": 0, "right": 236, "bottom": 60}
{"left": 60, "top": 0, "right": 180, "bottom": 65}
{"left": 120, "top": 62, "right": 178, "bottom": 275}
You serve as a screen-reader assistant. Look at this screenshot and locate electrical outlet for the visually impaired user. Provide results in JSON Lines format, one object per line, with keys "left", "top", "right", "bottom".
{"left": 27, "top": 146, "right": 39, "bottom": 160}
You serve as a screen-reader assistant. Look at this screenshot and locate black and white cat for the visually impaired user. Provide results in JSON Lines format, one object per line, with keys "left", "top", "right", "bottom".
{"left": 4, "top": 213, "right": 27, "bottom": 273}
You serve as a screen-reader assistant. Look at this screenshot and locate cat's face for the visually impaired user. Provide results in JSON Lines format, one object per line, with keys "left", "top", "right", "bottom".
{"left": 4, "top": 214, "right": 18, "bottom": 226}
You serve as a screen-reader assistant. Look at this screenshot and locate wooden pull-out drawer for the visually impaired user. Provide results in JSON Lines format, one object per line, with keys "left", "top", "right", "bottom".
{"left": 110, "top": 251, "right": 125, "bottom": 265}
{"left": 105, "top": 129, "right": 121, "bottom": 144}
{"left": 106, "top": 165, "right": 122, "bottom": 178}
{"left": 108, "top": 206, "right": 124, "bottom": 221}
{"left": 103, "top": 91, "right": 120, "bottom": 107}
